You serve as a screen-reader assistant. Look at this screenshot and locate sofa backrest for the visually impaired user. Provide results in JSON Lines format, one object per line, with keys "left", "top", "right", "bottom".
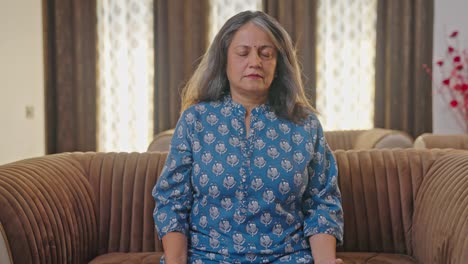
{"left": 147, "top": 129, "right": 175, "bottom": 152}
{"left": 70, "top": 152, "right": 168, "bottom": 255}
{"left": 3, "top": 149, "right": 464, "bottom": 263}
{"left": 323, "top": 130, "right": 363, "bottom": 150}
{"left": 334, "top": 149, "right": 447, "bottom": 255}
{"left": 353, "top": 128, "right": 413, "bottom": 149}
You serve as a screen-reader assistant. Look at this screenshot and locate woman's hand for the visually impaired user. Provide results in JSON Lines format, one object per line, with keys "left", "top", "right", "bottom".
{"left": 162, "top": 232, "right": 188, "bottom": 264}
{"left": 309, "top": 234, "right": 342, "bottom": 264}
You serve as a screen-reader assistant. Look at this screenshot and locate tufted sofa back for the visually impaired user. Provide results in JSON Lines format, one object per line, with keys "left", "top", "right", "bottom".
{"left": 334, "top": 149, "right": 448, "bottom": 254}
{"left": 72, "top": 152, "right": 167, "bottom": 256}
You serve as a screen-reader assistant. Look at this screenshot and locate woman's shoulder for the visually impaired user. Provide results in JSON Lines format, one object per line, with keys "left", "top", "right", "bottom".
{"left": 298, "top": 112, "right": 325, "bottom": 137}
{"left": 302, "top": 112, "right": 322, "bottom": 127}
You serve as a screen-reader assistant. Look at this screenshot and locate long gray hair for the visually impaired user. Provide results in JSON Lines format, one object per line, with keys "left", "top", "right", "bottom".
{"left": 181, "top": 10, "right": 315, "bottom": 123}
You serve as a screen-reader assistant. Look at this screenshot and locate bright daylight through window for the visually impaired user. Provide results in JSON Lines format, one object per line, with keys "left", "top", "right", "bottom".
{"left": 316, "top": 0, "right": 377, "bottom": 130}
{"left": 97, "top": 0, "right": 154, "bottom": 152}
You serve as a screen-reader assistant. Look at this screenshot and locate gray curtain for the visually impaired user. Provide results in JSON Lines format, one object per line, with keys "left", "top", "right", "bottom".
{"left": 375, "top": 0, "right": 434, "bottom": 138}
{"left": 43, "top": 0, "right": 97, "bottom": 153}
{"left": 263, "top": 0, "right": 318, "bottom": 106}
{"left": 153, "top": 0, "right": 210, "bottom": 134}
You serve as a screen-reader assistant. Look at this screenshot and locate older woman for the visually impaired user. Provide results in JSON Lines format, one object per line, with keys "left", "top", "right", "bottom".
{"left": 153, "top": 10, "right": 344, "bottom": 264}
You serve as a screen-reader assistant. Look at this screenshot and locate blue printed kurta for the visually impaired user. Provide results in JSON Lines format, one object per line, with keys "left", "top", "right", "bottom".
{"left": 152, "top": 95, "right": 343, "bottom": 263}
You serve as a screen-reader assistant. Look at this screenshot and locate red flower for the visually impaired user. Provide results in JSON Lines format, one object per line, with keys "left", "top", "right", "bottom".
{"left": 450, "top": 100, "right": 459, "bottom": 107}
{"left": 461, "top": 83, "right": 468, "bottom": 92}
{"left": 425, "top": 29, "right": 468, "bottom": 130}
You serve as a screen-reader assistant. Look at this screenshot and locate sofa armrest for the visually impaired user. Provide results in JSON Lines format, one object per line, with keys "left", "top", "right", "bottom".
{"left": 414, "top": 133, "right": 468, "bottom": 149}
{"left": 354, "top": 128, "right": 413, "bottom": 149}
{"left": 412, "top": 151, "right": 468, "bottom": 263}
{"left": 0, "top": 154, "right": 98, "bottom": 263}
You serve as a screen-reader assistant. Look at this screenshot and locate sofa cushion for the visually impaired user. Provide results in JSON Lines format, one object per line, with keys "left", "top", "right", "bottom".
{"left": 90, "top": 252, "right": 415, "bottom": 264}
{"left": 337, "top": 252, "right": 417, "bottom": 263}
{"left": 89, "top": 252, "right": 163, "bottom": 264}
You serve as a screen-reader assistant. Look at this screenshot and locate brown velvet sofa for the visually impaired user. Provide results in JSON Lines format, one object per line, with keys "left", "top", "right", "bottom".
{"left": 414, "top": 133, "right": 468, "bottom": 149}
{"left": 148, "top": 128, "right": 414, "bottom": 152}
{"left": 1, "top": 149, "right": 467, "bottom": 263}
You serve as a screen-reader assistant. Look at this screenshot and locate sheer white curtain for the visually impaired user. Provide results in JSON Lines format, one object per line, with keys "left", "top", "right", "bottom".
{"left": 95, "top": 0, "right": 376, "bottom": 152}
{"left": 97, "top": 0, "right": 154, "bottom": 152}
{"left": 209, "top": 0, "right": 262, "bottom": 43}
{"left": 316, "top": 0, "right": 377, "bottom": 130}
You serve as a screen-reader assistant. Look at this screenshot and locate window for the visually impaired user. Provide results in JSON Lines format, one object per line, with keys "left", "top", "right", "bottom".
{"left": 208, "top": 0, "right": 262, "bottom": 43}
{"left": 95, "top": 0, "right": 377, "bottom": 152}
{"left": 316, "top": 0, "right": 377, "bottom": 130}
{"left": 97, "top": 0, "right": 154, "bottom": 152}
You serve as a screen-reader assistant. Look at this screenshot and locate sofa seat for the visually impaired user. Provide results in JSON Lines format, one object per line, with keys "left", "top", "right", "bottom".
{"left": 338, "top": 252, "right": 416, "bottom": 263}
{"left": 89, "top": 252, "right": 415, "bottom": 264}
{"left": 90, "top": 252, "right": 414, "bottom": 264}
{"left": 90, "top": 252, "right": 163, "bottom": 264}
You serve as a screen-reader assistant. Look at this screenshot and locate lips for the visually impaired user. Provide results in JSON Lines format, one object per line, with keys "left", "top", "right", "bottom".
{"left": 246, "top": 74, "right": 263, "bottom": 78}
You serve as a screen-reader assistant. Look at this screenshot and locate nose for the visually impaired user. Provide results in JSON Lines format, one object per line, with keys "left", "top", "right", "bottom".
{"left": 248, "top": 52, "right": 262, "bottom": 68}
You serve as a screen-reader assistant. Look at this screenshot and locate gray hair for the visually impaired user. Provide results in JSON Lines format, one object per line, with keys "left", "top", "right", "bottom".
{"left": 181, "top": 10, "right": 314, "bottom": 123}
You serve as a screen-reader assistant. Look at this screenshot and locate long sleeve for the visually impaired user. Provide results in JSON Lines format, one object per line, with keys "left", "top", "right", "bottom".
{"left": 153, "top": 113, "right": 194, "bottom": 239}
{"left": 302, "top": 119, "right": 344, "bottom": 245}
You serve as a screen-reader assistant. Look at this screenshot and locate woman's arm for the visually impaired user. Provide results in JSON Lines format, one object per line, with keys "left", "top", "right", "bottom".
{"left": 309, "top": 233, "right": 343, "bottom": 264}
{"left": 302, "top": 117, "right": 344, "bottom": 263}
{"left": 162, "top": 232, "right": 188, "bottom": 264}
{"left": 153, "top": 110, "right": 194, "bottom": 260}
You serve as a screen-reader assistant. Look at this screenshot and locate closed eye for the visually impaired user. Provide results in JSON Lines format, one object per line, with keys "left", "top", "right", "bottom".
{"left": 260, "top": 52, "right": 273, "bottom": 59}
{"left": 259, "top": 47, "right": 275, "bottom": 59}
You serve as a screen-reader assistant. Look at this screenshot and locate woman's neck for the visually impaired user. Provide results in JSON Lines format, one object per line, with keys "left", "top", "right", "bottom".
{"left": 230, "top": 91, "right": 267, "bottom": 114}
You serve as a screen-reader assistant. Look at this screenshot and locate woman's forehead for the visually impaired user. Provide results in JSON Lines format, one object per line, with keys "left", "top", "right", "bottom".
{"left": 230, "top": 22, "right": 275, "bottom": 47}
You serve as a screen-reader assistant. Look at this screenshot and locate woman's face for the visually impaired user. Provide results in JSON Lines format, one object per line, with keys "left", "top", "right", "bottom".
{"left": 226, "top": 22, "right": 277, "bottom": 100}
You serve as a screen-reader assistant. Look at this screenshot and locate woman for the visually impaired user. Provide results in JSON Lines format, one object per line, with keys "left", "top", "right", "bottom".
{"left": 153, "top": 10, "right": 344, "bottom": 264}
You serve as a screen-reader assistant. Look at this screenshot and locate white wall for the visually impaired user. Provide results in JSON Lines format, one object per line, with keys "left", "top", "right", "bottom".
{"left": 433, "top": 0, "right": 468, "bottom": 134}
{"left": 0, "top": 1, "right": 45, "bottom": 165}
